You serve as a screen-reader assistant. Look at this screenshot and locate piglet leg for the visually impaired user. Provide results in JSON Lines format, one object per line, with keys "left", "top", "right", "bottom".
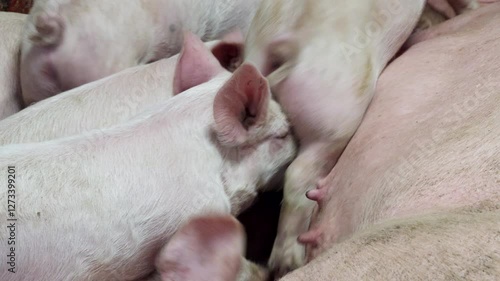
{"left": 269, "top": 142, "right": 343, "bottom": 277}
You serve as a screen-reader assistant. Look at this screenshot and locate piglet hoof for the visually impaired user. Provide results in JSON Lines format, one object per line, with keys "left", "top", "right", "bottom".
{"left": 268, "top": 237, "right": 306, "bottom": 278}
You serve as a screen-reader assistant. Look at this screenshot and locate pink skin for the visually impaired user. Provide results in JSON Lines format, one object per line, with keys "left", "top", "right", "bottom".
{"left": 173, "top": 32, "right": 228, "bottom": 95}
{"left": 20, "top": 1, "right": 159, "bottom": 106}
{"left": 0, "top": 31, "right": 290, "bottom": 281}
{"left": 0, "top": 35, "right": 242, "bottom": 147}
{"left": 300, "top": 3, "right": 500, "bottom": 261}
{"left": 20, "top": 0, "right": 260, "bottom": 106}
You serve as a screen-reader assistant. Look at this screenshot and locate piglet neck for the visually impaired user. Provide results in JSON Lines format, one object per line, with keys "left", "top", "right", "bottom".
{"left": 220, "top": 155, "right": 260, "bottom": 216}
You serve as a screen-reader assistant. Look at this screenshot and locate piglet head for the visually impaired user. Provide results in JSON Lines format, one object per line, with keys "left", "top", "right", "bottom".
{"left": 245, "top": 27, "right": 301, "bottom": 90}
{"left": 213, "top": 63, "right": 297, "bottom": 192}
{"left": 156, "top": 215, "right": 245, "bottom": 281}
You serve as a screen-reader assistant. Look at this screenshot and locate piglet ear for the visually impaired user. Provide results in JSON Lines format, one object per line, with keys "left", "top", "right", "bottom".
{"left": 173, "top": 31, "right": 225, "bottom": 95}
{"left": 212, "top": 42, "right": 244, "bottom": 73}
{"left": 211, "top": 29, "right": 245, "bottom": 72}
{"left": 213, "top": 63, "right": 270, "bottom": 147}
{"left": 156, "top": 215, "right": 245, "bottom": 281}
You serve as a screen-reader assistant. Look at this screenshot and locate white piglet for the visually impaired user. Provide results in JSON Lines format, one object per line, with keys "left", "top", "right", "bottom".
{"left": 20, "top": 0, "right": 261, "bottom": 105}
{"left": 0, "top": 35, "right": 232, "bottom": 146}
{"left": 0, "top": 30, "right": 295, "bottom": 281}
{"left": 244, "top": 0, "right": 426, "bottom": 275}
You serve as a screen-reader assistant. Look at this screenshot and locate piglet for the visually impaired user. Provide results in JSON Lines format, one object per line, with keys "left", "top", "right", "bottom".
{"left": 20, "top": 0, "right": 261, "bottom": 105}
{"left": 244, "top": 0, "right": 426, "bottom": 276}
{"left": 0, "top": 34, "right": 235, "bottom": 146}
{"left": 0, "top": 28, "right": 295, "bottom": 281}
{"left": 283, "top": 208, "right": 500, "bottom": 281}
